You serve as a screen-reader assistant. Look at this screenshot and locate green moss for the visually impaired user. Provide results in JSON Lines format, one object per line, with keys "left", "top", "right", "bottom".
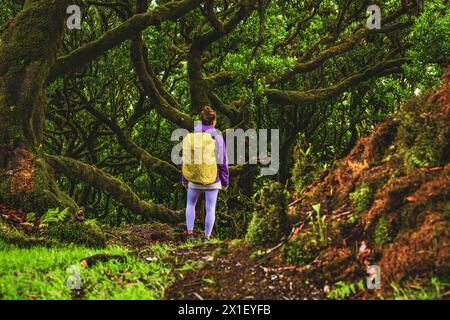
{"left": 249, "top": 248, "right": 266, "bottom": 259}
{"left": 4, "top": 157, "right": 78, "bottom": 215}
{"left": 47, "top": 221, "right": 106, "bottom": 248}
{"left": 444, "top": 202, "right": 450, "bottom": 220}
{"left": 397, "top": 97, "right": 450, "bottom": 171}
{"left": 373, "top": 216, "right": 393, "bottom": 246}
{"left": 349, "top": 183, "right": 374, "bottom": 216}
{"left": 0, "top": 221, "right": 53, "bottom": 247}
{"left": 282, "top": 233, "right": 316, "bottom": 266}
{"left": 227, "top": 238, "right": 244, "bottom": 250}
{"left": 245, "top": 182, "right": 288, "bottom": 246}
{"left": 211, "top": 246, "right": 228, "bottom": 258}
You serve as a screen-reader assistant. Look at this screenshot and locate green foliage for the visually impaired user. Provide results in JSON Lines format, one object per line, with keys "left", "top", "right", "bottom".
{"left": 0, "top": 241, "right": 174, "bottom": 300}
{"left": 47, "top": 221, "right": 106, "bottom": 248}
{"left": 245, "top": 182, "right": 288, "bottom": 246}
{"left": 291, "top": 144, "right": 324, "bottom": 195}
{"left": 177, "top": 260, "right": 205, "bottom": 272}
{"left": 444, "top": 202, "right": 450, "bottom": 220}
{"left": 203, "top": 278, "right": 215, "bottom": 285}
{"left": 41, "top": 207, "right": 69, "bottom": 225}
{"left": 227, "top": 238, "right": 244, "bottom": 251}
{"left": 327, "top": 280, "right": 365, "bottom": 299}
{"left": 216, "top": 188, "right": 254, "bottom": 239}
{"left": 390, "top": 277, "right": 450, "bottom": 300}
{"left": 405, "top": 1, "right": 449, "bottom": 89}
{"left": 211, "top": 246, "right": 228, "bottom": 258}
{"left": 249, "top": 249, "right": 266, "bottom": 260}
{"left": 397, "top": 97, "right": 449, "bottom": 171}
{"left": 349, "top": 183, "right": 374, "bottom": 216}
{"left": 310, "top": 203, "right": 327, "bottom": 245}
{"left": 282, "top": 203, "right": 330, "bottom": 266}
{"left": 282, "top": 233, "right": 316, "bottom": 266}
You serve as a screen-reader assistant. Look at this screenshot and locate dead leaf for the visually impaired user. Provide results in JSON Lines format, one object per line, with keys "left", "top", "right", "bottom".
{"left": 80, "top": 260, "right": 88, "bottom": 268}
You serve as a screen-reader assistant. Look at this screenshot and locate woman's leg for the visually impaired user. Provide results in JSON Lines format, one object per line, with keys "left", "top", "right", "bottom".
{"left": 186, "top": 188, "right": 202, "bottom": 233}
{"left": 204, "top": 189, "right": 219, "bottom": 237}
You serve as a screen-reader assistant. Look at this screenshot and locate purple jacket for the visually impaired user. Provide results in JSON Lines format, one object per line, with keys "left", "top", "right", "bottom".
{"left": 182, "top": 124, "right": 229, "bottom": 188}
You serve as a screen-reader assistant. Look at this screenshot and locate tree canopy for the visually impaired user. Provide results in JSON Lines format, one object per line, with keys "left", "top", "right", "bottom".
{"left": 0, "top": 0, "right": 447, "bottom": 227}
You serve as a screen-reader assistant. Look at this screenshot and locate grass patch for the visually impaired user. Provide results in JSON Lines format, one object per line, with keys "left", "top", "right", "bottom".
{"left": 390, "top": 277, "right": 450, "bottom": 300}
{"left": 0, "top": 240, "right": 174, "bottom": 300}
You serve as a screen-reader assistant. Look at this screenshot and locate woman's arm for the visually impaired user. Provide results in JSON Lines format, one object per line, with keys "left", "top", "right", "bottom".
{"left": 216, "top": 135, "right": 229, "bottom": 188}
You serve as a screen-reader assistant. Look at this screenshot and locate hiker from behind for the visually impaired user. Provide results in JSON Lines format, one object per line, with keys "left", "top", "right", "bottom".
{"left": 182, "top": 106, "right": 229, "bottom": 241}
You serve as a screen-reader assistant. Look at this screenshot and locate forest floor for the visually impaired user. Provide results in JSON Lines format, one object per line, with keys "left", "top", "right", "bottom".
{"left": 163, "top": 240, "right": 325, "bottom": 300}
{"left": 105, "top": 221, "right": 448, "bottom": 300}
{"left": 106, "top": 225, "right": 325, "bottom": 300}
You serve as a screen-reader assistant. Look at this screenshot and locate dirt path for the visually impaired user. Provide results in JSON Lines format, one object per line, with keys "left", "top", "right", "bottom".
{"left": 163, "top": 241, "right": 325, "bottom": 300}
{"left": 105, "top": 224, "right": 324, "bottom": 300}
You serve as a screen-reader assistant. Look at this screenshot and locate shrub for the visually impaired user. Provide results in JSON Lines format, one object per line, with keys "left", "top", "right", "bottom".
{"left": 282, "top": 233, "right": 316, "bottom": 266}
{"left": 327, "top": 280, "right": 365, "bottom": 299}
{"left": 47, "top": 220, "right": 106, "bottom": 248}
{"left": 397, "top": 97, "right": 450, "bottom": 171}
{"left": 291, "top": 144, "right": 324, "bottom": 195}
{"left": 245, "top": 181, "right": 288, "bottom": 246}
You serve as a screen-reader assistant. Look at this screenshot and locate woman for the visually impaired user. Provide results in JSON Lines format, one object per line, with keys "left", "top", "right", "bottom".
{"left": 182, "top": 106, "right": 229, "bottom": 240}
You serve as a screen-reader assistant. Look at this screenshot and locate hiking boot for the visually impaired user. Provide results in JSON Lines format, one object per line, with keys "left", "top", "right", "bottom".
{"left": 186, "top": 234, "right": 195, "bottom": 241}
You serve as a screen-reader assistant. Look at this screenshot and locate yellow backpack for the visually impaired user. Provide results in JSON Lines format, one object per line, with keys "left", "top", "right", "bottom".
{"left": 182, "top": 132, "right": 217, "bottom": 185}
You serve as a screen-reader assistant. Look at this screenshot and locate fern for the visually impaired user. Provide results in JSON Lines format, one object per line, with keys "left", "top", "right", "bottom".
{"left": 41, "top": 207, "right": 69, "bottom": 225}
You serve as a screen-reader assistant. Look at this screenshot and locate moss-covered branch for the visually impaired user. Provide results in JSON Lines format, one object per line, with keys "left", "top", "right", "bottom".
{"left": 265, "top": 58, "right": 409, "bottom": 106}
{"left": 206, "top": 71, "right": 238, "bottom": 87}
{"left": 46, "top": 155, "right": 182, "bottom": 223}
{"left": 208, "top": 91, "right": 241, "bottom": 123}
{"left": 271, "top": 5, "right": 414, "bottom": 85}
{"left": 47, "top": 0, "right": 205, "bottom": 82}
{"left": 130, "top": 36, "right": 194, "bottom": 129}
{"left": 187, "top": 0, "right": 256, "bottom": 112}
{"left": 83, "top": 104, "right": 180, "bottom": 181}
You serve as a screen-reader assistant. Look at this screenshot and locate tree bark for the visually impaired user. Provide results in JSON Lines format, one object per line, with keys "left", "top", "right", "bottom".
{"left": 0, "top": 0, "right": 78, "bottom": 214}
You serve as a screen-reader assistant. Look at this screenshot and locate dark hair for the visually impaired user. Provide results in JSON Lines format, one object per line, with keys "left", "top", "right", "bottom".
{"left": 200, "top": 106, "right": 217, "bottom": 125}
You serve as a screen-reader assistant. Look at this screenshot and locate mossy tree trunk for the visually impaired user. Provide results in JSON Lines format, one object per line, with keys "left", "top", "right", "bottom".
{"left": 0, "top": 0, "right": 78, "bottom": 214}
{"left": 0, "top": 0, "right": 195, "bottom": 220}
